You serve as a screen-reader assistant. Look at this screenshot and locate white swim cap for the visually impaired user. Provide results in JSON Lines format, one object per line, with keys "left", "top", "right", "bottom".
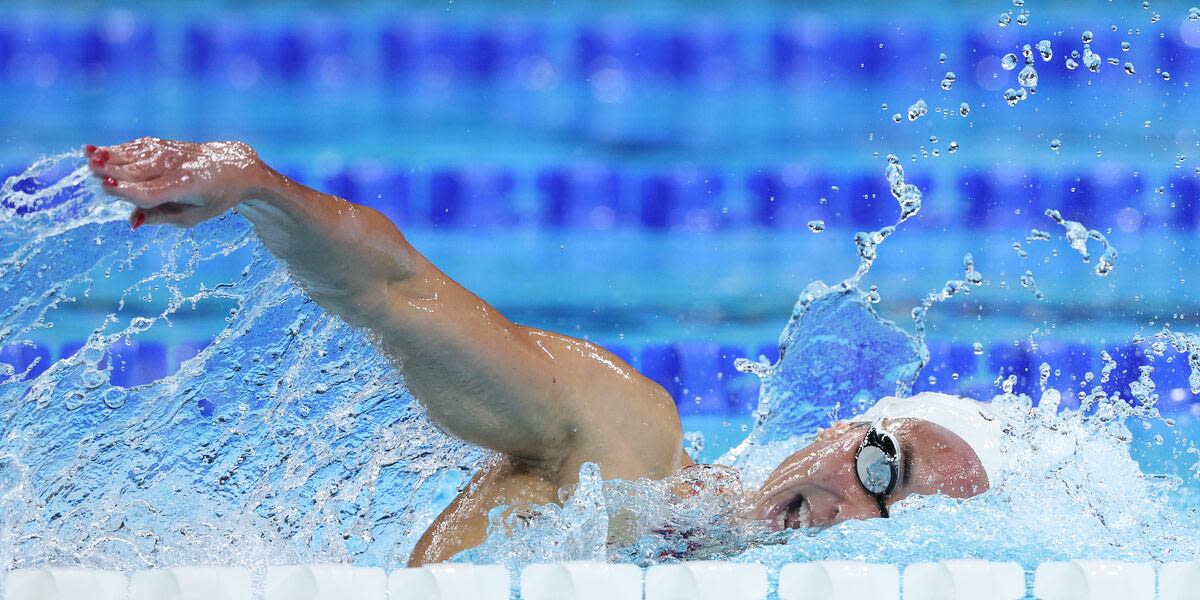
{"left": 849, "top": 392, "right": 1010, "bottom": 483}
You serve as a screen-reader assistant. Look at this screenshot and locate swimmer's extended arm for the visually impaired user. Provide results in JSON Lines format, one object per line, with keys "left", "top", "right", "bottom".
{"left": 86, "top": 138, "right": 684, "bottom": 481}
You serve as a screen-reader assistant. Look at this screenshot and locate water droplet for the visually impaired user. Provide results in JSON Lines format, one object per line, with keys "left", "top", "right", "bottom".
{"left": 1082, "top": 30, "right": 1094, "bottom": 44}
{"left": 1018, "top": 64, "right": 1039, "bottom": 88}
{"left": 103, "top": 388, "right": 127, "bottom": 409}
{"left": 1084, "top": 50, "right": 1102, "bottom": 73}
{"left": 1145, "top": 120, "right": 1152, "bottom": 127}
{"left": 906, "top": 99, "right": 929, "bottom": 121}
{"left": 938, "top": 52, "right": 947, "bottom": 63}
{"left": 865, "top": 285, "right": 881, "bottom": 303}
{"left": 1037, "top": 39, "right": 1053, "bottom": 61}
{"left": 999, "top": 12, "right": 1013, "bottom": 26}
{"left": 807, "top": 220, "right": 825, "bottom": 233}
{"left": 940, "top": 71, "right": 957, "bottom": 90}
{"left": 959, "top": 102, "right": 971, "bottom": 117}
{"left": 1050, "top": 138, "right": 1062, "bottom": 152}
{"left": 881, "top": 103, "right": 888, "bottom": 110}
{"left": 1066, "top": 58, "right": 1080, "bottom": 70}
{"left": 973, "top": 342, "right": 985, "bottom": 355}
{"left": 1162, "top": 71, "right": 1171, "bottom": 81}
{"left": 1190, "top": 7, "right": 1200, "bottom": 21}
{"left": 1143, "top": 0, "right": 1151, "bottom": 8}
{"left": 948, "top": 140, "right": 959, "bottom": 153}
{"left": 892, "top": 113, "right": 902, "bottom": 123}
{"left": 1004, "top": 88, "right": 1022, "bottom": 106}
{"left": 1151, "top": 12, "right": 1161, "bottom": 23}
{"left": 64, "top": 391, "right": 85, "bottom": 411}
{"left": 1022, "top": 44, "right": 1035, "bottom": 64}
{"left": 1002, "top": 53, "right": 1018, "bottom": 70}
{"left": 1121, "top": 41, "right": 1132, "bottom": 52}
{"left": 1013, "top": 0, "right": 1024, "bottom": 5}
{"left": 1124, "top": 62, "right": 1136, "bottom": 75}
{"left": 929, "top": 135, "right": 939, "bottom": 144}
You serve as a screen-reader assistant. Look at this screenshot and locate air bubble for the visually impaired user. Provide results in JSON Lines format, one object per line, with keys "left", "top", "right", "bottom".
{"left": 940, "top": 71, "right": 957, "bottom": 90}
{"left": 1082, "top": 30, "right": 1094, "bottom": 44}
{"left": 973, "top": 342, "right": 985, "bottom": 355}
{"left": 1050, "top": 138, "right": 1062, "bottom": 152}
{"left": 1190, "top": 7, "right": 1200, "bottom": 20}
{"left": 1016, "top": 13, "right": 1029, "bottom": 26}
{"left": 959, "top": 102, "right": 971, "bottom": 117}
{"left": 1066, "top": 58, "right": 1080, "bottom": 70}
{"left": 1121, "top": 41, "right": 1132, "bottom": 52}
{"left": 892, "top": 113, "right": 902, "bottom": 123}
{"left": 1124, "top": 62, "right": 1136, "bottom": 75}
{"left": 807, "top": 220, "right": 825, "bottom": 233}
{"left": 939, "top": 52, "right": 947, "bottom": 63}
{"left": 1163, "top": 71, "right": 1171, "bottom": 81}
{"left": 948, "top": 140, "right": 959, "bottom": 152}
{"left": 1002, "top": 53, "right": 1018, "bottom": 70}
{"left": 999, "top": 13, "right": 1013, "bottom": 26}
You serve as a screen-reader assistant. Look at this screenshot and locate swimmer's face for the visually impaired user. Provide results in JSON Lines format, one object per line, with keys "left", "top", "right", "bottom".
{"left": 748, "top": 418, "right": 989, "bottom": 531}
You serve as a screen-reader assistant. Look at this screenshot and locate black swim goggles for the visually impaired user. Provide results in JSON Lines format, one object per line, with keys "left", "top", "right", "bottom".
{"left": 854, "top": 426, "right": 901, "bottom": 518}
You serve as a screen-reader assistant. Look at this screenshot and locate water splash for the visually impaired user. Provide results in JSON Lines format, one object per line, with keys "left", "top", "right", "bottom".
{"left": 1044, "top": 208, "right": 1118, "bottom": 276}
{"left": 0, "top": 155, "right": 480, "bottom": 577}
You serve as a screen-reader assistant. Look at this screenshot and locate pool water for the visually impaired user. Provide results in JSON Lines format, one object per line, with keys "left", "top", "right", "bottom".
{"left": 2, "top": 1, "right": 1200, "bottom": 595}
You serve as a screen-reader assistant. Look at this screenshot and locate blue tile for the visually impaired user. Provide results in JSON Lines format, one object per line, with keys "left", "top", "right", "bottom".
{"left": 538, "top": 166, "right": 622, "bottom": 229}
{"left": 958, "top": 172, "right": 992, "bottom": 228}
{"left": 677, "top": 342, "right": 729, "bottom": 415}
{"left": 108, "top": 340, "right": 167, "bottom": 388}
{"left": 639, "top": 174, "right": 674, "bottom": 229}
{"left": 0, "top": 342, "right": 51, "bottom": 380}
{"left": 987, "top": 342, "right": 1034, "bottom": 395}
{"left": 641, "top": 344, "right": 683, "bottom": 401}
{"left": 1168, "top": 175, "right": 1199, "bottom": 228}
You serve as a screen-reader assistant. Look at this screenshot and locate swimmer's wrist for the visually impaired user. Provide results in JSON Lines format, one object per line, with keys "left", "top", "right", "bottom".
{"left": 235, "top": 157, "right": 294, "bottom": 208}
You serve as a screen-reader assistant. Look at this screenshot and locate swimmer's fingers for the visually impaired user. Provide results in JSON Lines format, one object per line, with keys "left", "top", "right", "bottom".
{"left": 89, "top": 150, "right": 167, "bottom": 183}
{"left": 105, "top": 176, "right": 197, "bottom": 209}
{"left": 100, "top": 137, "right": 178, "bottom": 166}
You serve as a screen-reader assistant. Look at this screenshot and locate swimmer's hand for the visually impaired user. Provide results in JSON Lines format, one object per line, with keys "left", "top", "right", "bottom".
{"left": 85, "top": 138, "right": 262, "bottom": 229}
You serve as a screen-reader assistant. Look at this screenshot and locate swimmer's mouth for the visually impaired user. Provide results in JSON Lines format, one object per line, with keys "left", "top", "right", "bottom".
{"left": 759, "top": 491, "right": 812, "bottom": 532}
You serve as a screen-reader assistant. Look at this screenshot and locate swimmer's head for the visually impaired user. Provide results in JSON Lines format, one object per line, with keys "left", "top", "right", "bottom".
{"left": 749, "top": 392, "right": 1006, "bottom": 532}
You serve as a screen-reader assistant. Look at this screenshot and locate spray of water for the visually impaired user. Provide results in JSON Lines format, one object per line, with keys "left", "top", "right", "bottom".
{"left": 0, "top": 155, "right": 480, "bottom": 583}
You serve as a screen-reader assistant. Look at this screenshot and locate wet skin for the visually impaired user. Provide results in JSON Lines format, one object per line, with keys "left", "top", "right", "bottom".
{"left": 85, "top": 138, "right": 990, "bottom": 565}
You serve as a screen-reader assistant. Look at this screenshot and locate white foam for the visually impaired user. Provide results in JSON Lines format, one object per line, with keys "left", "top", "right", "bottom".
{"left": 644, "top": 561, "right": 768, "bottom": 600}
{"left": 1034, "top": 560, "right": 1155, "bottom": 600}
{"left": 264, "top": 565, "right": 386, "bottom": 600}
{"left": 129, "top": 567, "right": 251, "bottom": 600}
{"left": 521, "top": 561, "right": 641, "bottom": 600}
{"left": 1160, "top": 561, "right": 1200, "bottom": 600}
{"left": 5, "top": 568, "right": 126, "bottom": 600}
{"left": 903, "top": 560, "right": 1023, "bottom": 600}
{"left": 777, "top": 561, "right": 898, "bottom": 600}
{"left": 388, "top": 563, "right": 509, "bottom": 600}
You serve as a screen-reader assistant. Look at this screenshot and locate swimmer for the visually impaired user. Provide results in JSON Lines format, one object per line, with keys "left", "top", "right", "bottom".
{"left": 85, "top": 138, "right": 1007, "bottom": 565}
